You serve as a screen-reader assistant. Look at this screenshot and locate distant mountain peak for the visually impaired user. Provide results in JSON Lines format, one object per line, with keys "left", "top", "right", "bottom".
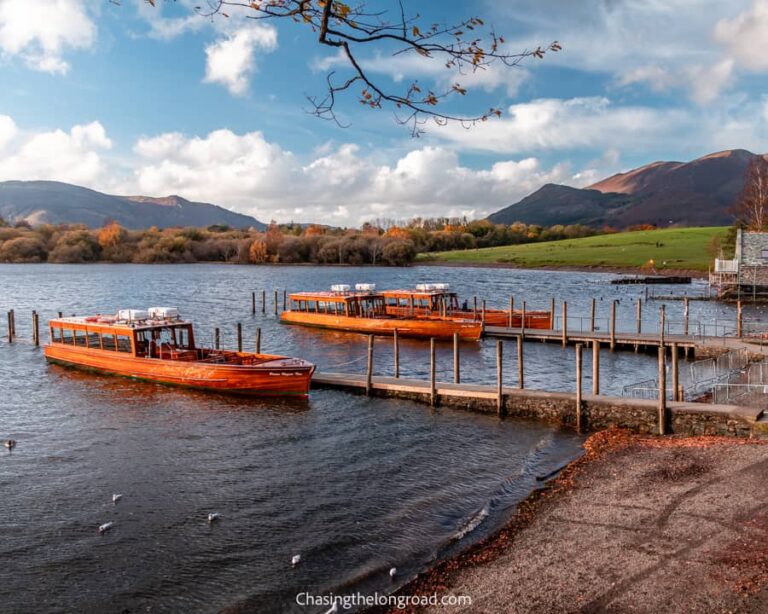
{"left": 0, "top": 180, "right": 265, "bottom": 230}
{"left": 488, "top": 149, "right": 763, "bottom": 228}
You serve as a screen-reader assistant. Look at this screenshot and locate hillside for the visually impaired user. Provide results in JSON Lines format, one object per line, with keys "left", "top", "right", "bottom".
{"left": 488, "top": 149, "right": 763, "bottom": 228}
{"left": 418, "top": 227, "right": 727, "bottom": 272}
{"left": 0, "top": 181, "right": 265, "bottom": 230}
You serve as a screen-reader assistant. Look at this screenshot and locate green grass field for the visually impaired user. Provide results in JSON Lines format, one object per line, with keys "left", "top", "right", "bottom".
{"left": 418, "top": 227, "right": 728, "bottom": 271}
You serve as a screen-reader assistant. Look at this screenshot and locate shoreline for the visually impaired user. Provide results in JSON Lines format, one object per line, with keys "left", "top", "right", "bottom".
{"left": 416, "top": 260, "right": 708, "bottom": 279}
{"left": 371, "top": 428, "right": 768, "bottom": 613}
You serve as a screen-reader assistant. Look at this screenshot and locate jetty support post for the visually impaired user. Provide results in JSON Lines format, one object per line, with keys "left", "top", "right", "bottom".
{"left": 562, "top": 301, "right": 568, "bottom": 347}
{"left": 550, "top": 298, "right": 556, "bottom": 327}
{"left": 496, "top": 340, "right": 504, "bottom": 416}
{"left": 251, "top": 292, "right": 256, "bottom": 315}
{"left": 590, "top": 298, "right": 596, "bottom": 332}
{"left": 429, "top": 338, "right": 437, "bottom": 407}
{"left": 636, "top": 298, "right": 642, "bottom": 334}
{"left": 521, "top": 301, "right": 527, "bottom": 340}
{"left": 366, "top": 335, "right": 374, "bottom": 396}
{"left": 57, "top": 311, "right": 63, "bottom": 319}
{"left": 683, "top": 297, "right": 689, "bottom": 336}
{"left": 10, "top": 309, "right": 15, "bottom": 338}
{"left": 660, "top": 305, "right": 666, "bottom": 346}
{"left": 453, "top": 332, "right": 460, "bottom": 384}
{"left": 481, "top": 300, "right": 486, "bottom": 326}
{"left": 658, "top": 346, "right": 667, "bottom": 435}
{"left": 517, "top": 335, "right": 524, "bottom": 389}
{"left": 6, "top": 311, "right": 11, "bottom": 343}
{"left": 237, "top": 323, "right": 243, "bottom": 352}
{"left": 256, "top": 328, "right": 262, "bottom": 354}
{"left": 473, "top": 296, "right": 477, "bottom": 319}
{"left": 671, "top": 343, "right": 679, "bottom": 402}
{"left": 592, "top": 340, "right": 600, "bottom": 395}
{"left": 508, "top": 296, "right": 514, "bottom": 328}
{"left": 214, "top": 327, "right": 220, "bottom": 350}
{"left": 32, "top": 311, "right": 39, "bottom": 347}
{"left": 610, "top": 300, "right": 617, "bottom": 350}
{"left": 575, "top": 343, "right": 583, "bottom": 432}
{"left": 737, "top": 300, "right": 743, "bottom": 338}
{"left": 393, "top": 329, "right": 400, "bottom": 379}
{"left": 261, "top": 289, "right": 266, "bottom": 314}
{"left": 274, "top": 290, "right": 278, "bottom": 316}
{"left": 283, "top": 290, "right": 287, "bottom": 312}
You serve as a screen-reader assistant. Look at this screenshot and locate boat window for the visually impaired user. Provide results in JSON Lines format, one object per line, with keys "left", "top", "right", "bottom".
{"left": 101, "top": 334, "right": 117, "bottom": 351}
{"left": 176, "top": 327, "right": 190, "bottom": 349}
{"left": 116, "top": 334, "right": 132, "bottom": 353}
{"left": 51, "top": 326, "right": 62, "bottom": 343}
{"left": 61, "top": 327, "right": 74, "bottom": 344}
{"left": 86, "top": 332, "right": 101, "bottom": 349}
{"left": 74, "top": 329, "right": 87, "bottom": 347}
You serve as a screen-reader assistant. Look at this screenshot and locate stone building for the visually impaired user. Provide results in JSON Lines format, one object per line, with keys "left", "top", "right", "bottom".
{"left": 710, "top": 229, "right": 768, "bottom": 297}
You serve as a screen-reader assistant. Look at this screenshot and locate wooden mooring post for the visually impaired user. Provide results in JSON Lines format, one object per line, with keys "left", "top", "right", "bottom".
{"left": 10, "top": 309, "right": 15, "bottom": 338}
{"left": 32, "top": 311, "right": 39, "bottom": 347}
{"left": 683, "top": 297, "right": 689, "bottom": 336}
{"left": 636, "top": 298, "right": 642, "bottom": 334}
{"left": 261, "top": 290, "right": 266, "bottom": 314}
{"left": 610, "top": 300, "right": 616, "bottom": 350}
{"left": 658, "top": 346, "right": 667, "bottom": 435}
{"left": 251, "top": 291, "right": 256, "bottom": 315}
{"left": 237, "top": 323, "right": 243, "bottom": 352}
{"left": 575, "top": 343, "right": 583, "bottom": 432}
{"left": 393, "top": 329, "right": 400, "bottom": 379}
{"left": 429, "top": 338, "right": 437, "bottom": 407}
{"left": 283, "top": 290, "right": 287, "bottom": 312}
{"left": 590, "top": 298, "right": 596, "bottom": 332}
{"left": 214, "top": 327, "right": 220, "bottom": 350}
{"left": 453, "top": 332, "right": 460, "bottom": 384}
{"left": 255, "top": 328, "right": 262, "bottom": 354}
{"left": 737, "top": 300, "right": 743, "bottom": 338}
{"left": 660, "top": 304, "right": 666, "bottom": 347}
{"left": 274, "top": 290, "right": 278, "bottom": 316}
{"left": 496, "top": 340, "right": 504, "bottom": 416}
{"left": 592, "top": 340, "right": 600, "bottom": 395}
{"left": 671, "top": 343, "right": 679, "bottom": 402}
{"left": 6, "top": 310, "right": 13, "bottom": 343}
{"left": 517, "top": 334, "right": 524, "bottom": 389}
{"left": 521, "top": 301, "right": 526, "bottom": 340}
{"left": 508, "top": 296, "right": 514, "bottom": 328}
{"left": 366, "top": 335, "right": 374, "bottom": 396}
{"left": 561, "top": 301, "right": 568, "bottom": 347}
{"left": 473, "top": 296, "right": 477, "bottom": 319}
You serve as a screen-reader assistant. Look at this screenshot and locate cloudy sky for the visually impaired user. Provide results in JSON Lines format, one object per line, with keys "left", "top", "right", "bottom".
{"left": 0, "top": 0, "right": 767, "bottom": 225}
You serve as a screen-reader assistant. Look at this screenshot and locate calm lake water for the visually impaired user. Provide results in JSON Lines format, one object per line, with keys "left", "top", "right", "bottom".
{"left": 0, "top": 264, "right": 748, "bottom": 612}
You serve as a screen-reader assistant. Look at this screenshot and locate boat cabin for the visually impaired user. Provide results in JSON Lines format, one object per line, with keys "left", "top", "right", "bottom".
{"left": 287, "top": 291, "right": 388, "bottom": 318}
{"left": 381, "top": 289, "right": 461, "bottom": 313}
{"left": 49, "top": 311, "right": 197, "bottom": 360}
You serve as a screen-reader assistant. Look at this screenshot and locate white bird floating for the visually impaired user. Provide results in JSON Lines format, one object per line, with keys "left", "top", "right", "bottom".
{"left": 207, "top": 513, "right": 220, "bottom": 523}
{"left": 112, "top": 494, "right": 122, "bottom": 504}
{"left": 98, "top": 522, "right": 114, "bottom": 534}
{"left": 389, "top": 567, "right": 397, "bottom": 579}
{"left": 291, "top": 554, "right": 301, "bottom": 567}
{"left": 3, "top": 439, "right": 15, "bottom": 450}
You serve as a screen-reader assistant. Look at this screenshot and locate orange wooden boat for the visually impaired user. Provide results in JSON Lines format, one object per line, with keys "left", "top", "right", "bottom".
{"left": 381, "top": 286, "right": 553, "bottom": 329}
{"left": 280, "top": 287, "right": 482, "bottom": 340}
{"left": 43, "top": 308, "right": 315, "bottom": 396}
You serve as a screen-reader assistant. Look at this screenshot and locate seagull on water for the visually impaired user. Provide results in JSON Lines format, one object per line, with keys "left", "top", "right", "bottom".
{"left": 98, "top": 522, "right": 114, "bottom": 534}
{"left": 4, "top": 439, "right": 15, "bottom": 450}
{"left": 207, "top": 513, "right": 220, "bottom": 523}
{"left": 112, "top": 494, "right": 122, "bottom": 504}
{"left": 291, "top": 554, "right": 301, "bottom": 567}
{"left": 389, "top": 567, "right": 397, "bottom": 579}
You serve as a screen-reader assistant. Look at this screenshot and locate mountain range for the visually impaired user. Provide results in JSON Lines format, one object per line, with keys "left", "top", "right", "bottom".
{"left": 488, "top": 149, "right": 766, "bottom": 228}
{"left": 0, "top": 181, "right": 265, "bottom": 230}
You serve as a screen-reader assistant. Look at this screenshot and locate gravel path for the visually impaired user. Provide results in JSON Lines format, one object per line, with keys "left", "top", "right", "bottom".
{"left": 397, "top": 432, "right": 768, "bottom": 613}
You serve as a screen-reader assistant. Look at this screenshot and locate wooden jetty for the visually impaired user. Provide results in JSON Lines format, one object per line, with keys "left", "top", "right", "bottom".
{"left": 611, "top": 276, "right": 692, "bottom": 285}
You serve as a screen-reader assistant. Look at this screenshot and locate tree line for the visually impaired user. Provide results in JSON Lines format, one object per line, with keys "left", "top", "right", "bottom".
{"left": 0, "top": 217, "right": 615, "bottom": 265}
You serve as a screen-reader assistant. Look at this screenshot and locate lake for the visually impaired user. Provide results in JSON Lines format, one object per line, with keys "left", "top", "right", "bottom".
{"left": 0, "top": 264, "right": 745, "bottom": 612}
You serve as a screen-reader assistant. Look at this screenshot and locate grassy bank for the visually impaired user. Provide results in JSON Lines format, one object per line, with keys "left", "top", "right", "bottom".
{"left": 418, "top": 227, "right": 727, "bottom": 271}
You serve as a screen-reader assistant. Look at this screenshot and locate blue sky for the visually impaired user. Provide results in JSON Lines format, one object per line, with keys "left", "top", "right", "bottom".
{"left": 0, "top": 0, "right": 767, "bottom": 225}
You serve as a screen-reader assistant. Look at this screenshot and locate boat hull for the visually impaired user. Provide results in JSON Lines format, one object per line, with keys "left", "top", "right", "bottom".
{"left": 43, "top": 345, "right": 314, "bottom": 396}
{"left": 280, "top": 312, "right": 482, "bottom": 339}
{"left": 384, "top": 307, "right": 553, "bottom": 329}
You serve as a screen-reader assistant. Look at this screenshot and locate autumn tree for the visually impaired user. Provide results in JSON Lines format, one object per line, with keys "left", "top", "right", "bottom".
{"left": 735, "top": 156, "right": 768, "bottom": 231}
{"left": 138, "top": 0, "right": 559, "bottom": 135}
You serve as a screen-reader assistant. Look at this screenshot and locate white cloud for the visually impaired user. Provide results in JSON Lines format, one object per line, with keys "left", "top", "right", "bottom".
{"left": 0, "top": 0, "right": 96, "bottom": 74}
{"left": 0, "top": 117, "right": 112, "bottom": 185}
{"left": 715, "top": 0, "right": 768, "bottom": 70}
{"left": 203, "top": 24, "right": 278, "bottom": 95}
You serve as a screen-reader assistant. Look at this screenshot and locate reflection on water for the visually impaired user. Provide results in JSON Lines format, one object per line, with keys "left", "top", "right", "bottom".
{"left": 0, "top": 263, "right": 748, "bottom": 612}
